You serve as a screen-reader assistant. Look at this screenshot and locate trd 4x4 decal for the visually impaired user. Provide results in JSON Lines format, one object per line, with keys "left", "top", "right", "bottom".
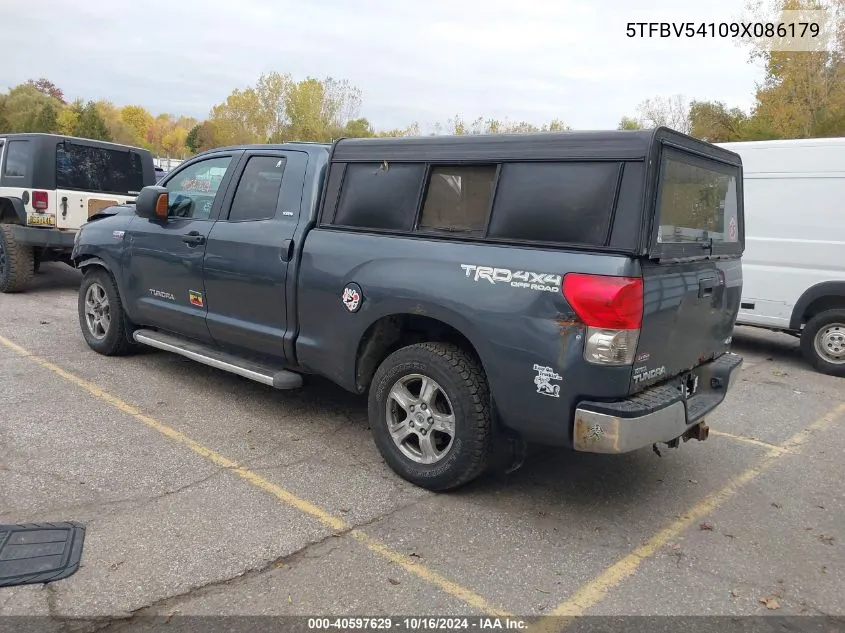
{"left": 460, "top": 265, "right": 561, "bottom": 293}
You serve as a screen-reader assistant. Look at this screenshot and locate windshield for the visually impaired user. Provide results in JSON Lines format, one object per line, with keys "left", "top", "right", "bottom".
{"left": 656, "top": 149, "right": 740, "bottom": 245}
{"left": 56, "top": 142, "right": 146, "bottom": 195}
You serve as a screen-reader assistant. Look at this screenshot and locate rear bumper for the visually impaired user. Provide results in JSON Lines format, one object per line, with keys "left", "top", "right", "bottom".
{"left": 12, "top": 225, "right": 76, "bottom": 248}
{"left": 573, "top": 352, "right": 743, "bottom": 454}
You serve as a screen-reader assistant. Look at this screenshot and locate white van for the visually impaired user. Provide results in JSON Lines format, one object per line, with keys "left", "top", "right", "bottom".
{"left": 717, "top": 137, "right": 845, "bottom": 376}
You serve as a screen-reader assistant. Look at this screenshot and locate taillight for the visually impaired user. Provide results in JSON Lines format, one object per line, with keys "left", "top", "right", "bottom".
{"left": 32, "top": 191, "right": 49, "bottom": 211}
{"left": 562, "top": 273, "right": 644, "bottom": 365}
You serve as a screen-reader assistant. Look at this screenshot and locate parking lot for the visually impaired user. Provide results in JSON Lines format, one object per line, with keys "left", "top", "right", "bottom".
{"left": 1, "top": 263, "right": 843, "bottom": 629}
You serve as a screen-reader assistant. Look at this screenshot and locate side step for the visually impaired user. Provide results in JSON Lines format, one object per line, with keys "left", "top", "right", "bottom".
{"left": 132, "top": 329, "right": 302, "bottom": 389}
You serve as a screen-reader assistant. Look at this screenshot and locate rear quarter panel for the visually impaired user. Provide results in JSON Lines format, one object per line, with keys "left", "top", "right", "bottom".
{"left": 296, "top": 228, "right": 639, "bottom": 445}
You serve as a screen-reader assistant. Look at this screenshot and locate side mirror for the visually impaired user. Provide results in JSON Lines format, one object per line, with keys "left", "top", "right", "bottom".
{"left": 134, "top": 186, "right": 169, "bottom": 220}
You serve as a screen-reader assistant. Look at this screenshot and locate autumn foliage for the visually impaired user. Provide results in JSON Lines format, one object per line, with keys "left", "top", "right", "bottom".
{"left": 1, "top": 0, "right": 842, "bottom": 156}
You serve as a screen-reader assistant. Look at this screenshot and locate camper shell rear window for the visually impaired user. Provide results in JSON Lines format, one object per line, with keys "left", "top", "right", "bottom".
{"left": 656, "top": 147, "right": 741, "bottom": 249}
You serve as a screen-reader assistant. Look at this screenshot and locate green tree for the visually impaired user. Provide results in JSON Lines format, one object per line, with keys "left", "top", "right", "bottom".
{"left": 340, "top": 118, "right": 375, "bottom": 138}
{"left": 120, "top": 105, "right": 154, "bottom": 145}
{"left": 57, "top": 99, "right": 83, "bottom": 136}
{"left": 75, "top": 101, "right": 111, "bottom": 140}
{"left": 689, "top": 100, "right": 749, "bottom": 142}
{"left": 739, "top": 0, "right": 845, "bottom": 138}
{"left": 544, "top": 119, "right": 570, "bottom": 132}
{"left": 0, "top": 83, "right": 62, "bottom": 132}
{"left": 617, "top": 116, "right": 643, "bottom": 130}
{"left": 186, "top": 123, "right": 202, "bottom": 153}
{"left": 34, "top": 102, "right": 58, "bottom": 133}
{"left": 95, "top": 101, "right": 136, "bottom": 145}
{"left": 195, "top": 120, "right": 226, "bottom": 152}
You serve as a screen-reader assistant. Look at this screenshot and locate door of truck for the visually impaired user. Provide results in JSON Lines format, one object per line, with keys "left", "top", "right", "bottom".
{"left": 0, "top": 139, "right": 6, "bottom": 178}
{"left": 631, "top": 139, "right": 745, "bottom": 393}
{"left": 201, "top": 149, "right": 309, "bottom": 361}
{"left": 125, "top": 152, "right": 241, "bottom": 343}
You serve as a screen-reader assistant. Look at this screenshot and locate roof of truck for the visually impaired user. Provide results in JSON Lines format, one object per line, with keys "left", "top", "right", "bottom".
{"left": 330, "top": 127, "right": 740, "bottom": 164}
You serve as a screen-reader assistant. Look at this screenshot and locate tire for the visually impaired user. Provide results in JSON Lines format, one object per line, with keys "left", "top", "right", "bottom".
{"left": 78, "top": 268, "right": 135, "bottom": 356}
{"left": 368, "top": 342, "right": 493, "bottom": 491}
{"left": 800, "top": 309, "right": 845, "bottom": 377}
{"left": 0, "top": 224, "right": 35, "bottom": 293}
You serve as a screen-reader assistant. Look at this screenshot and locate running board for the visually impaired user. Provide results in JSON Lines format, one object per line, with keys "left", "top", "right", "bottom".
{"left": 132, "top": 329, "right": 302, "bottom": 389}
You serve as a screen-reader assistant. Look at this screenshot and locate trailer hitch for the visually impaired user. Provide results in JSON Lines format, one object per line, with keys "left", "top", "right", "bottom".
{"left": 652, "top": 421, "right": 710, "bottom": 457}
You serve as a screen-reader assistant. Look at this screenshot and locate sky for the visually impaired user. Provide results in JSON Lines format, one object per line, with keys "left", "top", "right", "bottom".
{"left": 0, "top": 0, "right": 766, "bottom": 132}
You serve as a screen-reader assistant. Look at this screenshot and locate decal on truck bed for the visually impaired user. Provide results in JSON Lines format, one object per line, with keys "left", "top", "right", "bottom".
{"left": 341, "top": 283, "right": 363, "bottom": 312}
{"left": 533, "top": 364, "right": 562, "bottom": 397}
{"left": 460, "top": 265, "right": 561, "bottom": 293}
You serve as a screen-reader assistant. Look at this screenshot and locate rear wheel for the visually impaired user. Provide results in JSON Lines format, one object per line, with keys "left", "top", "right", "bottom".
{"left": 368, "top": 342, "right": 493, "bottom": 491}
{"left": 78, "top": 268, "right": 135, "bottom": 356}
{"left": 0, "top": 224, "right": 35, "bottom": 293}
{"left": 800, "top": 309, "right": 845, "bottom": 377}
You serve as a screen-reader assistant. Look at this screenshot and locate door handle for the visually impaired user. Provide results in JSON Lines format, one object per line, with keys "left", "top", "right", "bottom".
{"left": 181, "top": 231, "right": 206, "bottom": 246}
{"left": 698, "top": 276, "right": 716, "bottom": 298}
{"left": 280, "top": 239, "right": 294, "bottom": 262}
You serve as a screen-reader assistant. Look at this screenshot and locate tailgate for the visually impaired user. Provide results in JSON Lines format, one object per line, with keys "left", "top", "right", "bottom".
{"left": 631, "top": 138, "right": 744, "bottom": 393}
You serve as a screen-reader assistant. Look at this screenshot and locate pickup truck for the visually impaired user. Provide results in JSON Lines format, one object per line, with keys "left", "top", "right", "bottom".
{"left": 71, "top": 128, "right": 745, "bottom": 491}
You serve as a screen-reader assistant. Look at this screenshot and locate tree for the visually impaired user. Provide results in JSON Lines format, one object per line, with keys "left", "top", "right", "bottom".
{"left": 340, "top": 118, "right": 375, "bottom": 138}
{"left": 120, "top": 105, "right": 154, "bottom": 145}
{"left": 186, "top": 124, "right": 202, "bottom": 153}
{"left": 57, "top": 99, "right": 83, "bottom": 136}
{"left": 208, "top": 72, "right": 367, "bottom": 144}
{"left": 376, "top": 122, "right": 421, "bottom": 137}
{"left": 75, "top": 101, "right": 111, "bottom": 140}
{"left": 634, "top": 95, "right": 692, "bottom": 133}
{"left": 689, "top": 100, "right": 749, "bottom": 142}
{"left": 194, "top": 120, "right": 226, "bottom": 152}
{"left": 95, "top": 101, "right": 136, "bottom": 145}
{"left": 27, "top": 78, "right": 65, "bottom": 104}
{"left": 283, "top": 76, "right": 364, "bottom": 142}
{"left": 544, "top": 119, "right": 570, "bottom": 132}
{"left": 617, "top": 116, "right": 643, "bottom": 130}
{"left": 34, "top": 102, "right": 58, "bottom": 133}
{"left": 0, "top": 83, "right": 63, "bottom": 133}
{"left": 739, "top": 0, "right": 845, "bottom": 138}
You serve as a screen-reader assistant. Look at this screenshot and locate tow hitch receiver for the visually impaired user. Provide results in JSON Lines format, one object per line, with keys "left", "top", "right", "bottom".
{"left": 683, "top": 421, "right": 710, "bottom": 443}
{"left": 652, "top": 421, "right": 710, "bottom": 457}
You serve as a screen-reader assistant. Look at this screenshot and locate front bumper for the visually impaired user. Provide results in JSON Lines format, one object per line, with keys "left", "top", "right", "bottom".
{"left": 573, "top": 352, "right": 743, "bottom": 454}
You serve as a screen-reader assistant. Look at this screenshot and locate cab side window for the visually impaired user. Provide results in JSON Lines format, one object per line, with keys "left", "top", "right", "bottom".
{"left": 227, "top": 156, "right": 286, "bottom": 222}
{"left": 165, "top": 156, "right": 232, "bottom": 220}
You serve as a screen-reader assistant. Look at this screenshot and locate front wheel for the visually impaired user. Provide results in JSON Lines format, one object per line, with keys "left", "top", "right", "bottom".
{"left": 800, "top": 309, "right": 845, "bottom": 377}
{"left": 78, "top": 268, "right": 135, "bottom": 356}
{"left": 368, "top": 342, "right": 493, "bottom": 491}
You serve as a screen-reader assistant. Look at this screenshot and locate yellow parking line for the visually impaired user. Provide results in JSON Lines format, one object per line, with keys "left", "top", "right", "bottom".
{"left": 0, "top": 334, "right": 511, "bottom": 618}
{"left": 709, "top": 429, "right": 793, "bottom": 455}
{"left": 538, "top": 401, "right": 845, "bottom": 622}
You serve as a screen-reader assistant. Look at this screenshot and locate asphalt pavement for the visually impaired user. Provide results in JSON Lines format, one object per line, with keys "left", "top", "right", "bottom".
{"left": 0, "top": 262, "right": 842, "bottom": 630}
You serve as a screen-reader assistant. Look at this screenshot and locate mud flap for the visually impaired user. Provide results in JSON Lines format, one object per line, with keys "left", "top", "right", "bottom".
{"left": 0, "top": 522, "right": 85, "bottom": 587}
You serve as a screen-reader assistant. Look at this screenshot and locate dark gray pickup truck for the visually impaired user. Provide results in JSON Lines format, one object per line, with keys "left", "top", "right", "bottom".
{"left": 71, "top": 128, "right": 745, "bottom": 490}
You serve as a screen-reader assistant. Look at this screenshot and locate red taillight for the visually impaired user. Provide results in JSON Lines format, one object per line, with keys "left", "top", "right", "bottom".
{"left": 32, "top": 191, "right": 49, "bottom": 210}
{"left": 562, "top": 273, "right": 643, "bottom": 329}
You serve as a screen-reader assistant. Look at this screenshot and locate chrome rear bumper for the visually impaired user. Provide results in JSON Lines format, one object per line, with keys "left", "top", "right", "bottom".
{"left": 573, "top": 352, "right": 743, "bottom": 454}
